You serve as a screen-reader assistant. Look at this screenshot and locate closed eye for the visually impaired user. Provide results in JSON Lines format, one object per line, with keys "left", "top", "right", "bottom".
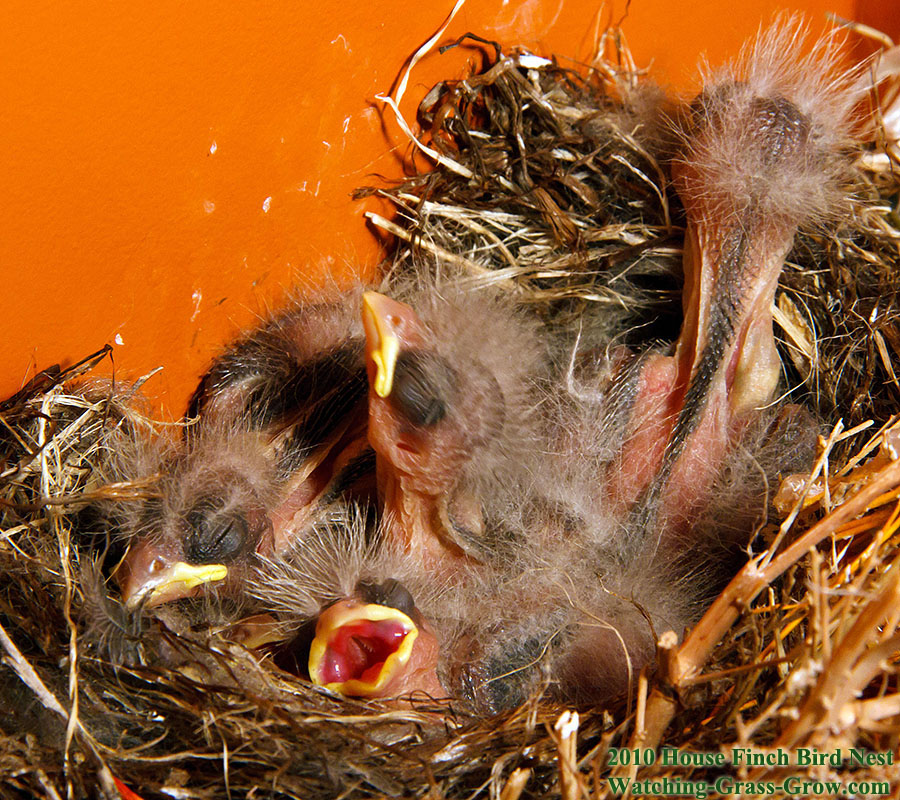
{"left": 391, "top": 350, "right": 454, "bottom": 427}
{"left": 185, "top": 507, "right": 248, "bottom": 563}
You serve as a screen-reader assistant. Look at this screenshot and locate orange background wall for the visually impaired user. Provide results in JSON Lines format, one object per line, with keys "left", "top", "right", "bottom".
{"left": 0, "top": 0, "right": 891, "bottom": 417}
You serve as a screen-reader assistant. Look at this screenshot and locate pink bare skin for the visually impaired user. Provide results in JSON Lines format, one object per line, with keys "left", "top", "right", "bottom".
{"left": 362, "top": 291, "right": 504, "bottom": 575}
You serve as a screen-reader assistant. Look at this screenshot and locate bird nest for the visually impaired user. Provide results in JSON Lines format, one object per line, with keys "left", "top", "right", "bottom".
{"left": 2, "top": 24, "right": 900, "bottom": 800}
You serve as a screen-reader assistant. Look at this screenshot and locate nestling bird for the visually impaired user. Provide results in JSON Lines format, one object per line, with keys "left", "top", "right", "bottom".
{"left": 116, "top": 289, "right": 377, "bottom": 608}
{"left": 249, "top": 505, "right": 453, "bottom": 701}
{"left": 607, "top": 19, "right": 857, "bottom": 555}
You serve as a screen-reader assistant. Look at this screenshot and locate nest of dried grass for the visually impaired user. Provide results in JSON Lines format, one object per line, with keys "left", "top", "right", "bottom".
{"left": 2, "top": 27, "right": 899, "bottom": 800}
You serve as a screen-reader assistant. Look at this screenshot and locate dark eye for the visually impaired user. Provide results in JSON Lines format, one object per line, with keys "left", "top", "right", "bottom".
{"left": 356, "top": 579, "right": 416, "bottom": 617}
{"left": 184, "top": 502, "right": 252, "bottom": 563}
{"left": 392, "top": 351, "right": 452, "bottom": 427}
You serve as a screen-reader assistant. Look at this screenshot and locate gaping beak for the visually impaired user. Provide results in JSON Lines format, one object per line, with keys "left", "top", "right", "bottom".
{"left": 117, "top": 541, "right": 228, "bottom": 610}
{"left": 308, "top": 599, "right": 422, "bottom": 698}
{"left": 362, "top": 292, "right": 406, "bottom": 398}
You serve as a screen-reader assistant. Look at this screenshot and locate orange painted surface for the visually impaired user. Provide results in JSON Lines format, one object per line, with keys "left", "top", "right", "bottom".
{"left": 0, "top": 0, "right": 871, "bottom": 416}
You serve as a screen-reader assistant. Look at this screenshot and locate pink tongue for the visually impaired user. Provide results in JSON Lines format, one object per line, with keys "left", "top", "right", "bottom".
{"left": 319, "top": 619, "right": 408, "bottom": 684}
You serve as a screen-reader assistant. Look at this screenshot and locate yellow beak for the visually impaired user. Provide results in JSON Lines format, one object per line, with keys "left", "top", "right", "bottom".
{"left": 123, "top": 561, "right": 228, "bottom": 610}
{"left": 362, "top": 291, "right": 402, "bottom": 398}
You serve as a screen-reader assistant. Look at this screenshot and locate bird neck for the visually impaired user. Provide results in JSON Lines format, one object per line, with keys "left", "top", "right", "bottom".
{"left": 380, "top": 465, "right": 474, "bottom": 574}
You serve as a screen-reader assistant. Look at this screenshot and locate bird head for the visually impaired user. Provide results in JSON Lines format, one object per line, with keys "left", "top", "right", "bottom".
{"left": 247, "top": 511, "right": 451, "bottom": 702}
{"left": 117, "top": 291, "right": 379, "bottom": 609}
{"left": 361, "top": 290, "right": 505, "bottom": 497}
{"left": 360, "top": 287, "right": 551, "bottom": 568}
{"left": 116, "top": 431, "right": 277, "bottom": 609}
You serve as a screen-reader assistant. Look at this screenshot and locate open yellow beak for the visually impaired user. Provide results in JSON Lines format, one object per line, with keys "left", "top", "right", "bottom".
{"left": 122, "top": 561, "right": 228, "bottom": 610}
{"left": 362, "top": 291, "right": 402, "bottom": 398}
{"left": 308, "top": 600, "right": 419, "bottom": 697}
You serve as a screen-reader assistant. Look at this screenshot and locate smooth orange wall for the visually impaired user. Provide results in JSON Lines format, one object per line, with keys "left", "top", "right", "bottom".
{"left": 0, "top": 0, "right": 879, "bottom": 417}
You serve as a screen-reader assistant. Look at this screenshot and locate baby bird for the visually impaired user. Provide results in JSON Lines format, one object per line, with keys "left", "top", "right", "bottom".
{"left": 610, "top": 20, "right": 858, "bottom": 553}
{"left": 117, "top": 290, "right": 376, "bottom": 608}
{"left": 360, "top": 283, "right": 581, "bottom": 573}
{"left": 249, "top": 505, "right": 453, "bottom": 701}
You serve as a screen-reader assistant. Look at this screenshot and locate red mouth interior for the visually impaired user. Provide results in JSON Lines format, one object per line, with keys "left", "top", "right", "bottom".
{"left": 319, "top": 619, "right": 409, "bottom": 684}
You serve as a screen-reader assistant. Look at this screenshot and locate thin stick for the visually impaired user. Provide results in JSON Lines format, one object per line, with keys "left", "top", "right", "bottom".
{"left": 499, "top": 767, "right": 531, "bottom": 800}
{"left": 553, "top": 710, "right": 582, "bottom": 800}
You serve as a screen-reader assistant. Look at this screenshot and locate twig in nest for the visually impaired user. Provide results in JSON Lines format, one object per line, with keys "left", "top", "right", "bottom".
{"left": 633, "top": 456, "right": 900, "bottom": 752}
{"left": 775, "top": 558, "right": 900, "bottom": 749}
